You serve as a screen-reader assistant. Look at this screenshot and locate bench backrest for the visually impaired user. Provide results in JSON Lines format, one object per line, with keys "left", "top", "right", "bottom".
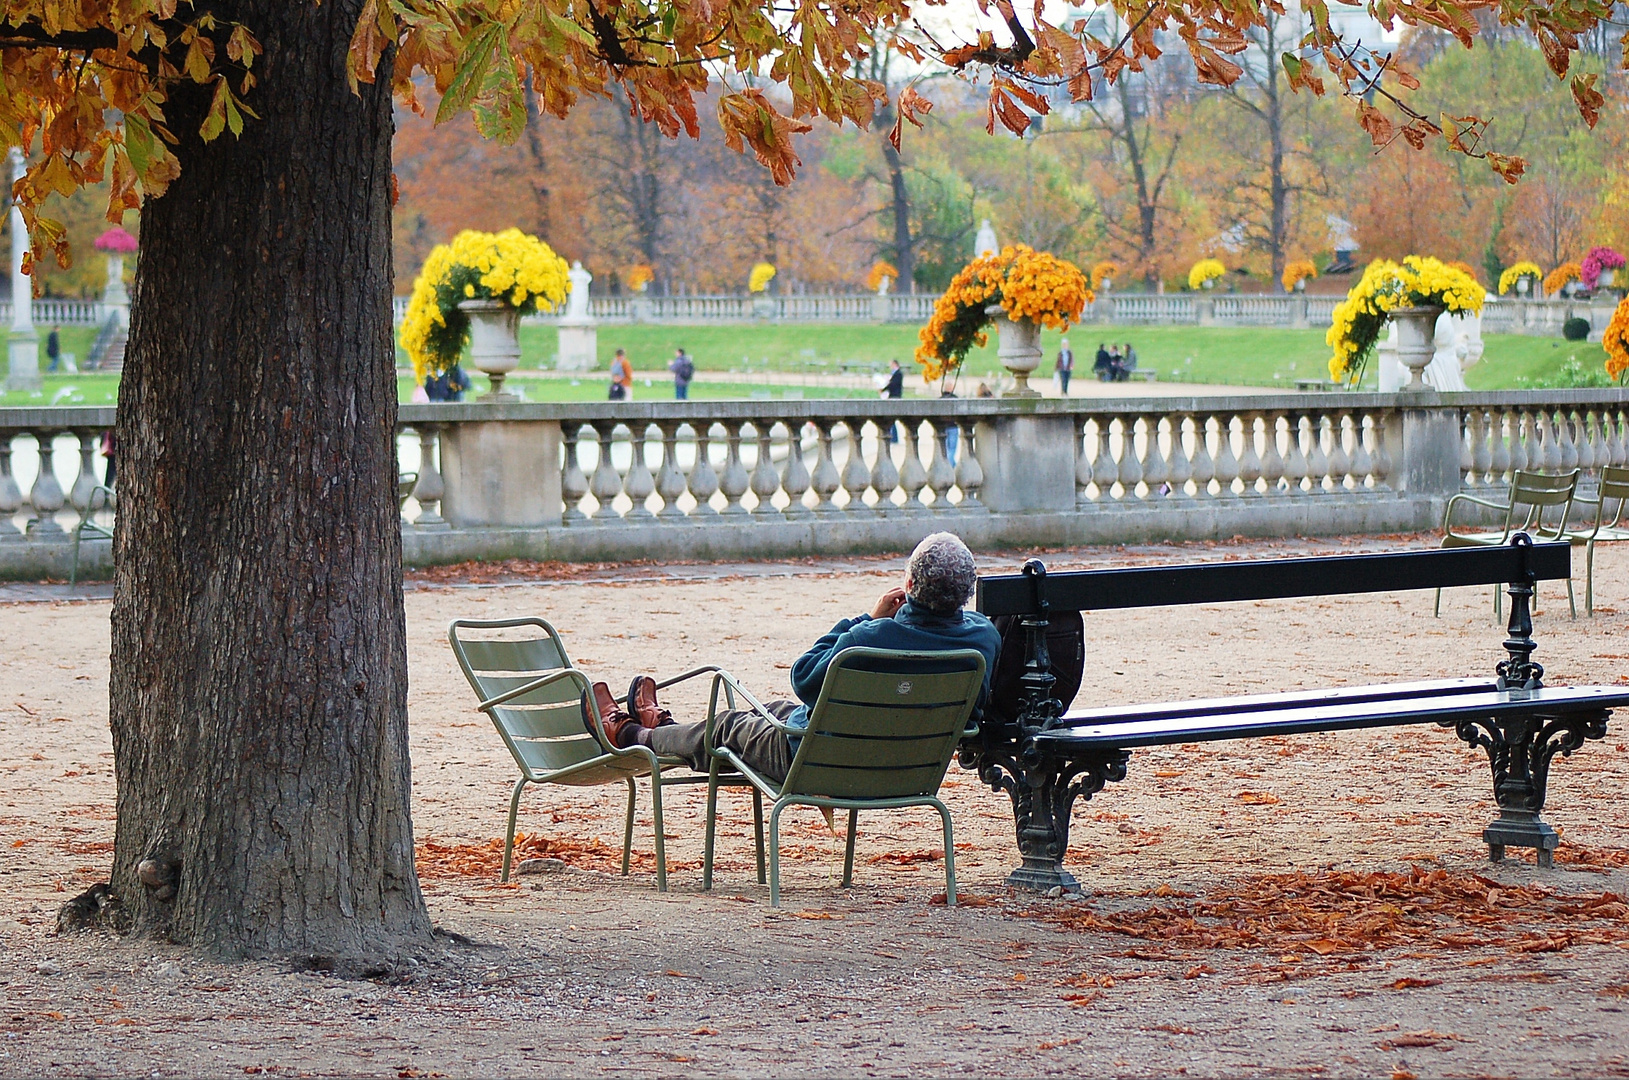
{"left": 782, "top": 647, "right": 986, "bottom": 801}
{"left": 977, "top": 540, "right": 1571, "bottom": 616}
{"left": 448, "top": 616, "right": 602, "bottom": 779}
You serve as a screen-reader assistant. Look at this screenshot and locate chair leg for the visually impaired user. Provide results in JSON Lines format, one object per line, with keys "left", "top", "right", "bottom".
{"left": 621, "top": 777, "right": 637, "bottom": 877}
{"left": 650, "top": 766, "right": 668, "bottom": 893}
{"left": 752, "top": 788, "right": 766, "bottom": 885}
{"left": 1587, "top": 542, "right": 1596, "bottom": 616}
{"left": 1433, "top": 586, "right": 1442, "bottom": 618}
{"left": 703, "top": 765, "right": 721, "bottom": 892}
{"left": 768, "top": 800, "right": 787, "bottom": 907}
{"left": 501, "top": 778, "right": 528, "bottom": 883}
{"left": 932, "top": 798, "right": 956, "bottom": 908}
{"left": 1566, "top": 575, "right": 1577, "bottom": 619}
{"left": 1495, "top": 583, "right": 1502, "bottom": 621}
{"left": 842, "top": 809, "right": 858, "bottom": 889}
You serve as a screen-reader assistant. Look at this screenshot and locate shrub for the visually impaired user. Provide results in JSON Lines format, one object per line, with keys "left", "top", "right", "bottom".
{"left": 1563, "top": 316, "right": 1591, "bottom": 341}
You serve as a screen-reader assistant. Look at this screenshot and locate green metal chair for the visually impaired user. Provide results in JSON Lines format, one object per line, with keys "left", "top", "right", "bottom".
{"left": 702, "top": 647, "right": 986, "bottom": 907}
{"left": 1435, "top": 468, "right": 1579, "bottom": 618}
{"left": 1568, "top": 465, "right": 1629, "bottom": 617}
{"left": 69, "top": 484, "right": 115, "bottom": 587}
{"left": 398, "top": 471, "right": 419, "bottom": 513}
{"left": 449, "top": 617, "right": 764, "bottom": 888}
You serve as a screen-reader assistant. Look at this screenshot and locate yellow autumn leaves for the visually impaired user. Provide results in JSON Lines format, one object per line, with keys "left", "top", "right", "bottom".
{"left": 915, "top": 245, "right": 1090, "bottom": 383}
{"left": 399, "top": 228, "right": 570, "bottom": 381}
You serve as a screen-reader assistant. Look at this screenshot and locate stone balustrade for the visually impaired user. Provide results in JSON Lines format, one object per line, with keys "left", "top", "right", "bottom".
{"left": 6, "top": 390, "right": 1627, "bottom": 577}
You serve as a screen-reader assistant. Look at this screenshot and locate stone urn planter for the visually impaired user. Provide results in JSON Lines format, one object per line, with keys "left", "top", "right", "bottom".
{"left": 459, "top": 299, "right": 520, "bottom": 401}
{"left": 1389, "top": 305, "right": 1443, "bottom": 391}
{"left": 990, "top": 305, "right": 1043, "bottom": 397}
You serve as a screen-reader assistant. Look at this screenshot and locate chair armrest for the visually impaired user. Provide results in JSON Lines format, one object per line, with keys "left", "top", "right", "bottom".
{"left": 477, "top": 667, "right": 591, "bottom": 711}
{"left": 1442, "top": 492, "right": 1510, "bottom": 539}
{"left": 654, "top": 665, "right": 726, "bottom": 692}
{"left": 702, "top": 669, "right": 798, "bottom": 754}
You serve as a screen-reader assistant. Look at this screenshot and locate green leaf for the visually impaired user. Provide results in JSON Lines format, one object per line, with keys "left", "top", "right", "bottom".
{"left": 436, "top": 22, "right": 505, "bottom": 124}
{"left": 200, "top": 78, "right": 230, "bottom": 142}
{"left": 123, "top": 113, "right": 154, "bottom": 177}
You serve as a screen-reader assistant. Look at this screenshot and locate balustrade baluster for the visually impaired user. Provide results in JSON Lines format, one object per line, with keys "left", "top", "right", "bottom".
{"left": 718, "top": 423, "right": 751, "bottom": 515}
{"left": 69, "top": 430, "right": 99, "bottom": 510}
{"left": 410, "top": 425, "right": 449, "bottom": 529}
{"left": 655, "top": 423, "right": 687, "bottom": 518}
{"left": 1371, "top": 412, "right": 1393, "bottom": 491}
{"left": 0, "top": 433, "right": 22, "bottom": 538}
{"left": 1459, "top": 410, "right": 1477, "bottom": 487}
{"left": 1509, "top": 411, "right": 1531, "bottom": 475}
{"left": 840, "top": 419, "right": 874, "bottom": 514}
{"left": 1261, "top": 413, "right": 1286, "bottom": 495}
{"left": 868, "top": 421, "right": 901, "bottom": 516}
{"left": 1166, "top": 415, "right": 1193, "bottom": 499}
{"left": 1350, "top": 414, "right": 1375, "bottom": 489}
{"left": 1557, "top": 408, "right": 1579, "bottom": 472}
{"left": 898, "top": 422, "right": 929, "bottom": 513}
{"left": 687, "top": 423, "right": 721, "bottom": 516}
{"left": 927, "top": 421, "right": 957, "bottom": 510}
{"left": 1236, "top": 413, "right": 1264, "bottom": 495}
{"left": 1282, "top": 414, "right": 1308, "bottom": 495}
{"left": 751, "top": 422, "right": 783, "bottom": 516}
{"left": 809, "top": 421, "right": 841, "bottom": 515}
{"left": 1140, "top": 415, "right": 1169, "bottom": 499}
{"left": 1116, "top": 417, "right": 1144, "bottom": 498}
{"left": 1189, "top": 416, "right": 1216, "bottom": 498}
{"left": 954, "top": 423, "right": 985, "bottom": 512}
{"left": 1214, "top": 415, "right": 1241, "bottom": 497}
{"left": 1540, "top": 410, "right": 1563, "bottom": 471}
{"left": 1092, "top": 420, "right": 1118, "bottom": 500}
{"left": 781, "top": 422, "right": 813, "bottom": 518}
{"left": 25, "top": 431, "right": 66, "bottom": 536}
{"left": 588, "top": 423, "right": 624, "bottom": 520}
{"left": 560, "top": 423, "right": 589, "bottom": 524}
{"left": 1576, "top": 410, "right": 1598, "bottom": 476}
{"left": 1320, "top": 414, "right": 1346, "bottom": 490}
{"left": 1491, "top": 410, "right": 1512, "bottom": 483}
{"left": 1305, "top": 414, "right": 1330, "bottom": 494}
{"left": 1610, "top": 409, "right": 1628, "bottom": 466}
{"left": 623, "top": 423, "right": 657, "bottom": 519}
{"left": 1075, "top": 419, "right": 1093, "bottom": 506}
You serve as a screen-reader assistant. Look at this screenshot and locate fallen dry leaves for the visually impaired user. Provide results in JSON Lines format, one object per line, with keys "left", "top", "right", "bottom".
{"left": 415, "top": 833, "right": 660, "bottom": 879}
{"left": 1036, "top": 867, "right": 1629, "bottom": 960}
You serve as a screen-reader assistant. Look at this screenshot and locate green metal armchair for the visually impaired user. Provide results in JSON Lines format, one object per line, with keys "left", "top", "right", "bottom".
{"left": 1568, "top": 465, "right": 1629, "bottom": 617}
{"left": 69, "top": 484, "right": 115, "bottom": 587}
{"left": 702, "top": 646, "right": 986, "bottom": 907}
{"left": 1436, "top": 468, "right": 1579, "bottom": 618}
{"left": 449, "top": 616, "right": 763, "bottom": 888}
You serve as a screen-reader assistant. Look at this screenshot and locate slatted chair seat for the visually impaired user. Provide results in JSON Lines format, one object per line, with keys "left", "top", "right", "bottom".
{"left": 1568, "top": 465, "right": 1629, "bottom": 616}
{"left": 702, "top": 647, "right": 986, "bottom": 906}
{"left": 450, "top": 617, "right": 766, "bottom": 889}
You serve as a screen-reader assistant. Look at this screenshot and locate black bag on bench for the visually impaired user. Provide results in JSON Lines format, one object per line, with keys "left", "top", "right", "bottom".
{"left": 986, "top": 611, "right": 1085, "bottom": 726}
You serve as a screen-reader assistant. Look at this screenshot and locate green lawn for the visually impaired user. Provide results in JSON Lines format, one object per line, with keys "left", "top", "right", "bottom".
{"left": 6, "top": 323, "right": 1619, "bottom": 406}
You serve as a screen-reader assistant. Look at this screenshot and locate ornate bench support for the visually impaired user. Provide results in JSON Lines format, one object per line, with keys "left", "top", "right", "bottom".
{"left": 1446, "top": 536, "right": 1610, "bottom": 868}
{"left": 959, "top": 560, "right": 1129, "bottom": 893}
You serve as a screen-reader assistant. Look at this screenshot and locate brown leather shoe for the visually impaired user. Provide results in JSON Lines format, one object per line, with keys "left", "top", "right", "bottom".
{"left": 627, "top": 675, "right": 674, "bottom": 729}
{"left": 583, "top": 681, "right": 639, "bottom": 748}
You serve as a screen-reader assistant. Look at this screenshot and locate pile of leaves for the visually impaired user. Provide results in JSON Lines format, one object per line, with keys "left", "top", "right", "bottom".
{"left": 1040, "top": 867, "right": 1629, "bottom": 959}
{"left": 415, "top": 833, "right": 649, "bottom": 880}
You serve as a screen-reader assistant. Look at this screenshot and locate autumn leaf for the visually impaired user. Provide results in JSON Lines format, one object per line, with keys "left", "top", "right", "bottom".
{"left": 717, "top": 90, "right": 812, "bottom": 186}
{"left": 1356, "top": 100, "right": 1394, "bottom": 147}
{"left": 887, "top": 84, "right": 932, "bottom": 151}
{"left": 1387, "top": 977, "right": 1441, "bottom": 989}
{"left": 1571, "top": 73, "right": 1604, "bottom": 128}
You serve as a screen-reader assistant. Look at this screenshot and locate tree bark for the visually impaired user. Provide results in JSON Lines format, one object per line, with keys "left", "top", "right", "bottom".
{"left": 108, "top": 1, "right": 432, "bottom": 960}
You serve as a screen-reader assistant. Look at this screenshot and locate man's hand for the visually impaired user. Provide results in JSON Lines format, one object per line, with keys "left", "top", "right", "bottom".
{"left": 870, "top": 587, "right": 907, "bottom": 620}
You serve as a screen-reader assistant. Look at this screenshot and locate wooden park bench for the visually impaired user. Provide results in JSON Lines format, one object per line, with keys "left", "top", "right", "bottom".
{"left": 962, "top": 536, "right": 1628, "bottom": 892}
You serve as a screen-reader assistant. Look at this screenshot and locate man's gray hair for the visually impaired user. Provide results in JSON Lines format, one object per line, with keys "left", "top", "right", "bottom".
{"left": 907, "top": 532, "right": 978, "bottom": 614}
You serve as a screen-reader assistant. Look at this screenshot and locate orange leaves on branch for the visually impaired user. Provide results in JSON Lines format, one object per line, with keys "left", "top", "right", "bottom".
{"left": 1356, "top": 100, "right": 1394, "bottom": 148}
{"left": 887, "top": 84, "right": 932, "bottom": 152}
{"left": 1571, "top": 73, "right": 1604, "bottom": 128}
{"left": 718, "top": 90, "right": 813, "bottom": 186}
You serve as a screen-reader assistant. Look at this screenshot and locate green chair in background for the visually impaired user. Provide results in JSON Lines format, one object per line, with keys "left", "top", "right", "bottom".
{"left": 702, "top": 647, "right": 986, "bottom": 907}
{"left": 69, "top": 484, "right": 115, "bottom": 587}
{"left": 1568, "top": 465, "right": 1629, "bottom": 617}
{"left": 449, "top": 616, "right": 764, "bottom": 888}
{"left": 1436, "top": 468, "right": 1579, "bottom": 618}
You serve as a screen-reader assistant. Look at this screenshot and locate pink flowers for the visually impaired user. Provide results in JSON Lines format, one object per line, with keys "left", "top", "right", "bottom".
{"left": 1580, "top": 246, "right": 1625, "bottom": 288}
{"left": 94, "top": 227, "right": 138, "bottom": 253}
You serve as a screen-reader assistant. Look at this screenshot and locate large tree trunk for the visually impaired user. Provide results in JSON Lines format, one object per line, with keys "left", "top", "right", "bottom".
{"left": 108, "top": 2, "right": 432, "bottom": 960}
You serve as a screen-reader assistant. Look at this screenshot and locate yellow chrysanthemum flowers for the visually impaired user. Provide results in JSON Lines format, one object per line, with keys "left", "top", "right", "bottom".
{"left": 1325, "top": 255, "right": 1484, "bottom": 385}
{"left": 1605, "top": 296, "right": 1629, "bottom": 384}
{"left": 1544, "top": 262, "right": 1582, "bottom": 297}
{"left": 749, "top": 262, "right": 777, "bottom": 293}
{"left": 1281, "top": 259, "right": 1317, "bottom": 291}
{"left": 1188, "top": 258, "right": 1225, "bottom": 290}
{"left": 399, "top": 228, "right": 570, "bottom": 381}
{"left": 914, "top": 245, "right": 1091, "bottom": 383}
{"left": 1498, "top": 262, "right": 1543, "bottom": 295}
{"left": 1090, "top": 261, "right": 1119, "bottom": 290}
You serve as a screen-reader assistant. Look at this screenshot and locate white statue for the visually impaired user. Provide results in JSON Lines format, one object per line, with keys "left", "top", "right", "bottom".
{"left": 975, "top": 219, "right": 998, "bottom": 258}
{"left": 1449, "top": 311, "right": 1484, "bottom": 373}
{"left": 875, "top": 274, "right": 891, "bottom": 297}
{"left": 563, "top": 260, "right": 592, "bottom": 321}
{"left": 1422, "top": 310, "right": 1469, "bottom": 392}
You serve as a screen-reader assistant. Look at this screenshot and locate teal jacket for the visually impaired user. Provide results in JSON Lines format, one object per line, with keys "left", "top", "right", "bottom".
{"left": 783, "top": 600, "right": 1002, "bottom": 738}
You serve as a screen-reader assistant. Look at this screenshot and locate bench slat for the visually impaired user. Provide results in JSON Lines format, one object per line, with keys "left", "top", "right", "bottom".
{"left": 1058, "top": 678, "right": 1496, "bottom": 728}
{"left": 1033, "top": 685, "right": 1629, "bottom": 749}
{"left": 977, "top": 543, "right": 1572, "bottom": 616}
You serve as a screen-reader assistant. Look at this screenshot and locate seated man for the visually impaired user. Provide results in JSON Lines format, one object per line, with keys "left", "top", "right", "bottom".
{"left": 585, "top": 532, "right": 1001, "bottom": 782}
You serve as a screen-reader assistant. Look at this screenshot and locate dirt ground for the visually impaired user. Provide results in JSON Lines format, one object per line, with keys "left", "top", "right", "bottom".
{"left": 3, "top": 535, "right": 1629, "bottom": 1078}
